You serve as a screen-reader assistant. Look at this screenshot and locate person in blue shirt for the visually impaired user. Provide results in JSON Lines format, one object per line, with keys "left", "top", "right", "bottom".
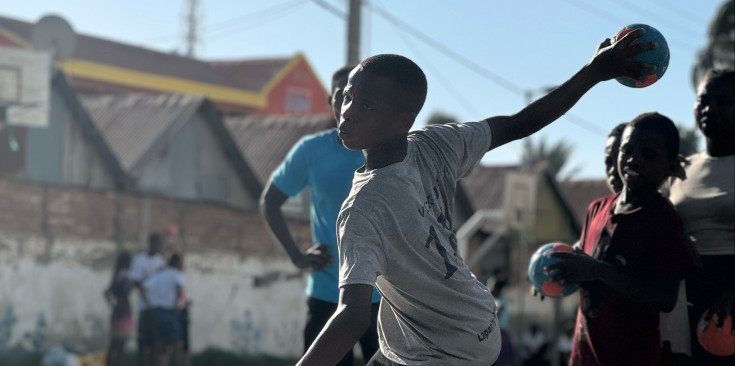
{"left": 261, "top": 65, "right": 381, "bottom": 365}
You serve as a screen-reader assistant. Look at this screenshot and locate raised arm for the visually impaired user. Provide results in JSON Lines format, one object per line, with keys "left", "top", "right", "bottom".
{"left": 487, "top": 28, "right": 657, "bottom": 150}
{"left": 260, "top": 178, "right": 332, "bottom": 270}
{"left": 297, "top": 284, "right": 374, "bottom": 366}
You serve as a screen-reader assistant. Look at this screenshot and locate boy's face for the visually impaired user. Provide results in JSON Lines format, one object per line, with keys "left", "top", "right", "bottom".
{"left": 329, "top": 74, "right": 350, "bottom": 123}
{"left": 694, "top": 76, "right": 735, "bottom": 140}
{"left": 338, "top": 67, "right": 408, "bottom": 150}
{"left": 604, "top": 135, "right": 623, "bottom": 193}
{"left": 617, "top": 126, "right": 672, "bottom": 192}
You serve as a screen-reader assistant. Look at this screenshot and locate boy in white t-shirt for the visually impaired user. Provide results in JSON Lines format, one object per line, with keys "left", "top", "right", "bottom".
{"left": 129, "top": 233, "right": 166, "bottom": 364}
{"left": 142, "top": 253, "right": 185, "bottom": 366}
{"left": 297, "top": 28, "right": 658, "bottom": 366}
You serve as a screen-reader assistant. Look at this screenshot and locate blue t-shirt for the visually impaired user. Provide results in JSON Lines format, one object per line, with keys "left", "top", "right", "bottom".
{"left": 272, "top": 128, "right": 380, "bottom": 303}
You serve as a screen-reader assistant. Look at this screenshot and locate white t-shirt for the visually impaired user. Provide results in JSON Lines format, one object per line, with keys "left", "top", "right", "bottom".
{"left": 129, "top": 252, "right": 166, "bottom": 310}
{"left": 143, "top": 267, "right": 185, "bottom": 310}
{"left": 338, "top": 121, "right": 500, "bottom": 365}
{"left": 669, "top": 152, "right": 735, "bottom": 255}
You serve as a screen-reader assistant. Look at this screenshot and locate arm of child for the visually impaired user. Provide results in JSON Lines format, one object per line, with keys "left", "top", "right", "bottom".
{"left": 548, "top": 250, "right": 680, "bottom": 312}
{"left": 297, "top": 284, "right": 374, "bottom": 366}
{"left": 260, "top": 178, "right": 332, "bottom": 270}
{"left": 486, "top": 28, "right": 657, "bottom": 150}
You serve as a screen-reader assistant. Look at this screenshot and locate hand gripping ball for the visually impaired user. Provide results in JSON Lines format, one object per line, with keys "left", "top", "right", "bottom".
{"left": 613, "top": 23, "right": 670, "bottom": 88}
{"left": 528, "top": 242, "right": 580, "bottom": 298}
{"left": 697, "top": 312, "right": 735, "bottom": 357}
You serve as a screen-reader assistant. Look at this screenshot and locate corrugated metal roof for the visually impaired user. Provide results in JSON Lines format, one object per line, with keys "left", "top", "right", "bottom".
{"left": 209, "top": 57, "right": 292, "bottom": 92}
{"left": 81, "top": 93, "right": 203, "bottom": 175}
{"left": 560, "top": 179, "right": 610, "bottom": 226}
{"left": 224, "top": 114, "right": 335, "bottom": 184}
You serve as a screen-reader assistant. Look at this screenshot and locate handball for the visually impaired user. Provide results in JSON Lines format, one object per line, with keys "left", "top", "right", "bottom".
{"left": 613, "top": 23, "right": 669, "bottom": 88}
{"left": 697, "top": 312, "right": 735, "bottom": 357}
{"left": 528, "top": 242, "right": 580, "bottom": 298}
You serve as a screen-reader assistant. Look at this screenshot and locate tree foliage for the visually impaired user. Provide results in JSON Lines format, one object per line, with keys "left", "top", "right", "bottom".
{"left": 425, "top": 111, "right": 459, "bottom": 126}
{"left": 692, "top": 0, "right": 735, "bottom": 88}
{"left": 520, "top": 136, "right": 579, "bottom": 181}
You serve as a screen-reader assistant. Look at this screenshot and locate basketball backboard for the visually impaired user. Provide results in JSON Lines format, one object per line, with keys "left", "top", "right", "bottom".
{"left": 0, "top": 46, "right": 51, "bottom": 128}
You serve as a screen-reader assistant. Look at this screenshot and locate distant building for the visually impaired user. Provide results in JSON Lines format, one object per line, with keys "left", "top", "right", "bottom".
{"left": 0, "top": 14, "right": 331, "bottom": 116}
{"left": 81, "top": 93, "right": 262, "bottom": 209}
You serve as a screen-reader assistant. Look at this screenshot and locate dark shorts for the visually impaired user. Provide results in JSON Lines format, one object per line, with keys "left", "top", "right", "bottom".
{"left": 304, "top": 297, "right": 380, "bottom": 365}
{"left": 181, "top": 306, "right": 190, "bottom": 351}
{"left": 152, "top": 308, "right": 183, "bottom": 345}
{"left": 138, "top": 309, "right": 156, "bottom": 348}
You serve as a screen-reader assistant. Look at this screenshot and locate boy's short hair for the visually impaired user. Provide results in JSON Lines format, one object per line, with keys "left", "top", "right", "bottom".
{"left": 359, "top": 54, "right": 427, "bottom": 115}
{"left": 608, "top": 122, "right": 627, "bottom": 140}
{"left": 149, "top": 233, "right": 162, "bottom": 246}
{"left": 332, "top": 65, "right": 356, "bottom": 89}
{"left": 700, "top": 69, "right": 735, "bottom": 88}
{"left": 628, "top": 112, "right": 679, "bottom": 158}
{"left": 169, "top": 253, "right": 182, "bottom": 267}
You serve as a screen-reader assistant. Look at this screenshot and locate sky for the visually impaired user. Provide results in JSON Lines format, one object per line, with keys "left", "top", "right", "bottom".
{"left": 2, "top": 0, "right": 726, "bottom": 179}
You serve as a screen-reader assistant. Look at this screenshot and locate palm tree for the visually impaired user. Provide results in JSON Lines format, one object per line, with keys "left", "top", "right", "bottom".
{"left": 692, "top": 0, "right": 734, "bottom": 88}
{"left": 521, "top": 136, "right": 579, "bottom": 181}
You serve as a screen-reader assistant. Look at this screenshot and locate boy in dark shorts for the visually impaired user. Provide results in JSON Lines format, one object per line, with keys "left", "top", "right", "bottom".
{"left": 296, "top": 28, "right": 658, "bottom": 366}
{"left": 548, "top": 113, "right": 699, "bottom": 366}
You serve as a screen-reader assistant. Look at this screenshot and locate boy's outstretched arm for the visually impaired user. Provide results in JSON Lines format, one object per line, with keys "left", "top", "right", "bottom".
{"left": 486, "top": 28, "right": 657, "bottom": 150}
{"left": 297, "top": 284, "right": 374, "bottom": 366}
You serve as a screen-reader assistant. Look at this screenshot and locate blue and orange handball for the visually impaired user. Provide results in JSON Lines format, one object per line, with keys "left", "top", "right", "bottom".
{"left": 614, "top": 23, "right": 670, "bottom": 88}
{"left": 528, "top": 242, "right": 580, "bottom": 298}
{"left": 697, "top": 312, "right": 735, "bottom": 357}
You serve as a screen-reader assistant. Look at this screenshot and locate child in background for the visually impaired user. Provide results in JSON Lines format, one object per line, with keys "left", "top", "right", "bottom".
{"left": 603, "top": 123, "right": 627, "bottom": 194}
{"left": 142, "top": 253, "right": 185, "bottom": 366}
{"left": 548, "top": 113, "right": 699, "bottom": 366}
{"left": 104, "top": 251, "right": 133, "bottom": 366}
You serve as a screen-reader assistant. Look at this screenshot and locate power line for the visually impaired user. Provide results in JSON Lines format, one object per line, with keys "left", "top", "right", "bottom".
{"left": 308, "top": 0, "right": 607, "bottom": 136}
{"left": 309, "top": 0, "right": 347, "bottom": 19}
{"left": 204, "top": 2, "right": 306, "bottom": 44}
{"left": 369, "top": 3, "right": 607, "bottom": 136}
{"left": 143, "top": 0, "right": 305, "bottom": 44}
{"left": 390, "top": 20, "right": 483, "bottom": 118}
{"left": 601, "top": 0, "right": 703, "bottom": 43}
{"left": 368, "top": 2, "right": 526, "bottom": 97}
{"left": 648, "top": 0, "right": 709, "bottom": 26}
{"left": 559, "top": 0, "right": 698, "bottom": 50}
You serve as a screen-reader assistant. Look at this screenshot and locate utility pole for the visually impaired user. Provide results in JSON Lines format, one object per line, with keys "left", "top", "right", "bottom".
{"left": 347, "top": 0, "right": 361, "bottom": 65}
{"left": 184, "top": 0, "right": 200, "bottom": 57}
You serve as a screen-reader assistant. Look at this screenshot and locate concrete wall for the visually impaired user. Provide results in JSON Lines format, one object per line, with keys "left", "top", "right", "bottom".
{"left": 0, "top": 178, "right": 314, "bottom": 358}
{"left": 0, "top": 232, "right": 308, "bottom": 357}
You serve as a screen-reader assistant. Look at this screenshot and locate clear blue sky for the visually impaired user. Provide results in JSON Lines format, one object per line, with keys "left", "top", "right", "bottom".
{"left": 2, "top": 0, "right": 725, "bottom": 179}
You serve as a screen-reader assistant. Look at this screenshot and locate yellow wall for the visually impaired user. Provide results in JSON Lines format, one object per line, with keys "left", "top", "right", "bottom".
{"left": 532, "top": 179, "right": 579, "bottom": 245}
